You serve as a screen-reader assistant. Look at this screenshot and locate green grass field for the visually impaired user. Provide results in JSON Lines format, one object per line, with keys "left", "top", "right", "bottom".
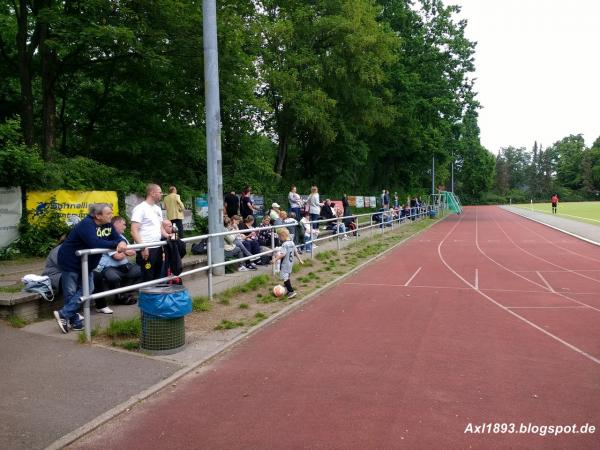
{"left": 514, "top": 201, "right": 600, "bottom": 226}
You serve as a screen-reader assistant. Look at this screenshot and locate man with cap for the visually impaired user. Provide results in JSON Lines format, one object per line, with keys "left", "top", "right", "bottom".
{"left": 269, "top": 202, "right": 281, "bottom": 223}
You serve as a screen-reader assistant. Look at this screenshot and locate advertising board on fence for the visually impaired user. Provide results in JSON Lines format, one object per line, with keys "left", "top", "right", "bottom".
{"left": 195, "top": 195, "right": 208, "bottom": 218}
{"left": 26, "top": 190, "right": 119, "bottom": 222}
{"left": 0, "top": 187, "right": 22, "bottom": 248}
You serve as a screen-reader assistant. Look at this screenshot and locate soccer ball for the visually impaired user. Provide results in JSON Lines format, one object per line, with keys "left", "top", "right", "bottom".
{"left": 273, "top": 285, "right": 287, "bottom": 297}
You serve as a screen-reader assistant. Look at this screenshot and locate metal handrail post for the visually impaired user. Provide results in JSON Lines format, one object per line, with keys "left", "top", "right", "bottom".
{"left": 271, "top": 229, "right": 276, "bottom": 275}
{"left": 336, "top": 218, "right": 341, "bottom": 251}
{"left": 81, "top": 254, "right": 91, "bottom": 343}
{"left": 207, "top": 239, "right": 213, "bottom": 301}
{"left": 309, "top": 220, "right": 314, "bottom": 259}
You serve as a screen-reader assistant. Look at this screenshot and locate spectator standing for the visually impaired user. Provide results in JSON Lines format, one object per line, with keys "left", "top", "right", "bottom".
{"left": 95, "top": 216, "right": 141, "bottom": 312}
{"left": 308, "top": 185, "right": 322, "bottom": 230}
{"left": 131, "top": 184, "right": 164, "bottom": 282}
{"left": 383, "top": 190, "right": 390, "bottom": 209}
{"left": 54, "top": 203, "right": 126, "bottom": 333}
{"left": 224, "top": 191, "right": 239, "bottom": 218}
{"left": 239, "top": 186, "right": 257, "bottom": 219}
{"left": 342, "top": 194, "right": 351, "bottom": 219}
{"left": 163, "top": 186, "right": 185, "bottom": 238}
{"left": 393, "top": 192, "right": 399, "bottom": 209}
{"left": 288, "top": 185, "right": 303, "bottom": 220}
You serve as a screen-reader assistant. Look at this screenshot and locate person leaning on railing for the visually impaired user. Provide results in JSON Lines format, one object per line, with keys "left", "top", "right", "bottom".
{"left": 53, "top": 203, "right": 127, "bottom": 334}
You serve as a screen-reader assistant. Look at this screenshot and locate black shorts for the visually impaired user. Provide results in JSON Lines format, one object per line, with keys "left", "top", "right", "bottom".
{"left": 552, "top": 203, "right": 557, "bottom": 207}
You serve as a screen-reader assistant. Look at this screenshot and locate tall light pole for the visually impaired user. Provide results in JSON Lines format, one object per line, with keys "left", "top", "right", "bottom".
{"left": 431, "top": 155, "right": 435, "bottom": 196}
{"left": 203, "top": 0, "right": 224, "bottom": 275}
{"left": 451, "top": 151, "right": 454, "bottom": 193}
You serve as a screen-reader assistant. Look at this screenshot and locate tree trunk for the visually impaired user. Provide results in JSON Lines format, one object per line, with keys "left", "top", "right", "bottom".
{"left": 16, "top": 0, "right": 35, "bottom": 147}
{"left": 275, "top": 132, "right": 288, "bottom": 175}
{"left": 40, "top": 10, "right": 57, "bottom": 161}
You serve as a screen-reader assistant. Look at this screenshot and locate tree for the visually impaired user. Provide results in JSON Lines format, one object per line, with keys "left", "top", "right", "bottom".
{"left": 551, "top": 134, "right": 585, "bottom": 191}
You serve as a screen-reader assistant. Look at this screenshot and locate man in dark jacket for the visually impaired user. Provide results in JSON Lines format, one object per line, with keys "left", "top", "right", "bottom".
{"left": 54, "top": 203, "right": 126, "bottom": 333}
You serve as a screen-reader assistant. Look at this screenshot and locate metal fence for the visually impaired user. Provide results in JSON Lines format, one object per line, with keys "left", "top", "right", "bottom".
{"left": 76, "top": 204, "right": 442, "bottom": 342}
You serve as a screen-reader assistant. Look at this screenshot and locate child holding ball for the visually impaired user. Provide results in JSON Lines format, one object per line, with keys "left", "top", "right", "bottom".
{"left": 273, "top": 227, "right": 303, "bottom": 298}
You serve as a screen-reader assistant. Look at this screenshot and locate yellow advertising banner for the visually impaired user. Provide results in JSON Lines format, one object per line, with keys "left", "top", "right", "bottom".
{"left": 26, "top": 190, "right": 118, "bottom": 221}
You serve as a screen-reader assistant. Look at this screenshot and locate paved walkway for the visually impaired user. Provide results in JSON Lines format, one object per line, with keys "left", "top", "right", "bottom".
{"left": 0, "top": 225, "right": 404, "bottom": 449}
{"left": 501, "top": 206, "right": 600, "bottom": 245}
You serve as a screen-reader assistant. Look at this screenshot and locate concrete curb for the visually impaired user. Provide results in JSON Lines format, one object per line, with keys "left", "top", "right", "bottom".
{"left": 500, "top": 206, "right": 600, "bottom": 247}
{"left": 47, "top": 215, "right": 445, "bottom": 450}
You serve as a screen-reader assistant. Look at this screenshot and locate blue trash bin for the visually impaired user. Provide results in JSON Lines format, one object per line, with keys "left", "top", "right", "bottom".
{"left": 139, "top": 284, "right": 191, "bottom": 354}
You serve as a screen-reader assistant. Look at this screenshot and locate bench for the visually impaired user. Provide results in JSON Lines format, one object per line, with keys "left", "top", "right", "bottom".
{"left": 0, "top": 255, "right": 208, "bottom": 322}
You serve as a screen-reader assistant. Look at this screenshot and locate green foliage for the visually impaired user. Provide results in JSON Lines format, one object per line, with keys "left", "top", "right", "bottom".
{"left": 249, "top": 312, "right": 268, "bottom": 326}
{"left": 215, "top": 319, "right": 245, "bottom": 330}
{"left": 192, "top": 296, "right": 211, "bottom": 312}
{"left": 11, "top": 199, "right": 70, "bottom": 257}
{"left": 105, "top": 317, "right": 142, "bottom": 339}
{"left": 7, "top": 314, "right": 27, "bottom": 328}
{"left": 0, "top": 119, "right": 44, "bottom": 187}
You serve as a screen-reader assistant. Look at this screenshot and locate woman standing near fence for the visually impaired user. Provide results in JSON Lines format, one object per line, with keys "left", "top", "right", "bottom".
{"left": 307, "top": 186, "right": 322, "bottom": 230}
{"left": 288, "top": 185, "right": 303, "bottom": 220}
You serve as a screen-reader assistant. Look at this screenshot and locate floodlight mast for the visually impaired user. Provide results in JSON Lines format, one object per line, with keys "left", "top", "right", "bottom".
{"left": 203, "top": 0, "right": 225, "bottom": 275}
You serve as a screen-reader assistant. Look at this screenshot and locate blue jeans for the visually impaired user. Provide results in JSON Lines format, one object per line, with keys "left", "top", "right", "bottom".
{"left": 310, "top": 213, "right": 320, "bottom": 229}
{"left": 304, "top": 235, "right": 312, "bottom": 252}
{"left": 59, "top": 270, "right": 94, "bottom": 326}
{"left": 290, "top": 207, "right": 302, "bottom": 221}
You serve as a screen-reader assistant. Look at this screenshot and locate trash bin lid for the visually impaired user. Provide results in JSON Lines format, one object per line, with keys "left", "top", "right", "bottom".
{"left": 140, "top": 284, "right": 186, "bottom": 295}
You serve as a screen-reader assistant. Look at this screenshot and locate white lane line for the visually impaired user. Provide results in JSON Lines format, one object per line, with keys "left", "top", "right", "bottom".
{"left": 515, "top": 269, "right": 600, "bottom": 274}
{"left": 492, "top": 214, "right": 600, "bottom": 312}
{"left": 474, "top": 210, "right": 550, "bottom": 292}
{"left": 436, "top": 208, "right": 600, "bottom": 366}
{"left": 404, "top": 267, "right": 422, "bottom": 286}
{"left": 536, "top": 271, "right": 555, "bottom": 293}
{"left": 475, "top": 269, "right": 479, "bottom": 290}
{"left": 342, "top": 282, "right": 596, "bottom": 295}
{"left": 507, "top": 306, "right": 589, "bottom": 309}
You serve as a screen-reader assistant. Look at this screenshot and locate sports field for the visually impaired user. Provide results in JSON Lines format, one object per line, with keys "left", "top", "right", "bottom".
{"left": 514, "top": 201, "right": 600, "bottom": 226}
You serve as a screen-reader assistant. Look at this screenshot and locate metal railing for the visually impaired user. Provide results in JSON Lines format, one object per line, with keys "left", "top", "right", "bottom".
{"left": 75, "top": 205, "right": 439, "bottom": 342}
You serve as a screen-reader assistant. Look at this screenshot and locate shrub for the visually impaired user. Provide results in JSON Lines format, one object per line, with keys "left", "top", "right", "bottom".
{"left": 11, "top": 198, "right": 70, "bottom": 257}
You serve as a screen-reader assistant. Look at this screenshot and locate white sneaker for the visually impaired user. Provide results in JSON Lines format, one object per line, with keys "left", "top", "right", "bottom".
{"left": 77, "top": 313, "right": 84, "bottom": 321}
{"left": 95, "top": 306, "right": 113, "bottom": 314}
{"left": 239, "top": 266, "right": 249, "bottom": 272}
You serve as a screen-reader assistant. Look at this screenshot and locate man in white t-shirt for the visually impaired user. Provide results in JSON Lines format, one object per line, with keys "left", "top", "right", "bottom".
{"left": 131, "top": 184, "right": 164, "bottom": 281}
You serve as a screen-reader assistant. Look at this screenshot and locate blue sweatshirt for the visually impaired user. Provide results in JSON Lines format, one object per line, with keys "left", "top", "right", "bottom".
{"left": 58, "top": 215, "right": 125, "bottom": 273}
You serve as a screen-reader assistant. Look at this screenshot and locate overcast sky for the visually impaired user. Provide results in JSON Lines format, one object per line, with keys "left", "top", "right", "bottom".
{"left": 451, "top": 0, "right": 600, "bottom": 154}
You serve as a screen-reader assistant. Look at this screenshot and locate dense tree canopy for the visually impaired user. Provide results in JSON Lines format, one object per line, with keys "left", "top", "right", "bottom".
{"left": 0, "top": 0, "right": 499, "bottom": 202}
{"left": 492, "top": 134, "right": 600, "bottom": 203}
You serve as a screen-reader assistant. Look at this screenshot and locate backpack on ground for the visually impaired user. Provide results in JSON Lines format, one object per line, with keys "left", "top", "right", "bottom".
{"left": 191, "top": 240, "right": 208, "bottom": 255}
{"left": 21, "top": 274, "right": 54, "bottom": 302}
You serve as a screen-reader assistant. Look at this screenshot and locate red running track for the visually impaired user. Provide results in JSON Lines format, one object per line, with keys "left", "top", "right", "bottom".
{"left": 72, "top": 206, "right": 600, "bottom": 449}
